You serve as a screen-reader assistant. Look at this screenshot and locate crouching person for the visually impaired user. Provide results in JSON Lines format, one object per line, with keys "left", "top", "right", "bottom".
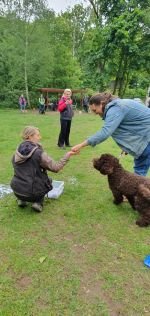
{"left": 11, "top": 126, "right": 76, "bottom": 212}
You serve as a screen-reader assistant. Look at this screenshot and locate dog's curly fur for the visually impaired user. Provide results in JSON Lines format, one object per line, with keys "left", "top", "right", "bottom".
{"left": 93, "top": 154, "right": 150, "bottom": 227}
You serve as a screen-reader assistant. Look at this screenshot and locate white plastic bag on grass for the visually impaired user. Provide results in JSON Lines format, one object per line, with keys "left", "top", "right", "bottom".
{"left": 46, "top": 180, "right": 64, "bottom": 199}
{"left": 0, "top": 184, "right": 13, "bottom": 198}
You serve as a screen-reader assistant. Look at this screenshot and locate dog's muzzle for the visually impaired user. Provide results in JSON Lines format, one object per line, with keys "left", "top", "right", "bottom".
{"left": 93, "top": 158, "right": 100, "bottom": 170}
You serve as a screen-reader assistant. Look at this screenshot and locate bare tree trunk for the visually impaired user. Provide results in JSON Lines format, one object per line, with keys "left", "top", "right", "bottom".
{"left": 88, "top": 0, "right": 100, "bottom": 20}
{"left": 118, "top": 54, "right": 128, "bottom": 97}
{"left": 122, "top": 70, "right": 129, "bottom": 97}
{"left": 72, "top": 27, "right": 75, "bottom": 58}
{"left": 24, "top": 24, "right": 30, "bottom": 108}
{"left": 88, "top": 0, "right": 102, "bottom": 25}
{"left": 113, "top": 50, "right": 124, "bottom": 95}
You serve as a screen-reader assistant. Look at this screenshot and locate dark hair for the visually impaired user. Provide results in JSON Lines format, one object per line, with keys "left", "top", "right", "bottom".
{"left": 89, "top": 92, "right": 117, "bottom": 112}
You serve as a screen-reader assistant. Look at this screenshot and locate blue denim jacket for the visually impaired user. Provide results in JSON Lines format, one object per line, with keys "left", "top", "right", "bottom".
{"left": 87, "top": 99, "right": 150, "bottom": 158}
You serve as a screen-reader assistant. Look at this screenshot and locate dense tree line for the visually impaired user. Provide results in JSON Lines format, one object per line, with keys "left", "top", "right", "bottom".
{"left": 0, "top": 0, "right": 150, "bottom": 108}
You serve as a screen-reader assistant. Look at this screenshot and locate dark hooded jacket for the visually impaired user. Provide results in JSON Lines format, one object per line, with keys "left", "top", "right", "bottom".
{"left": 11, "top": 141, "right": 69, "bottom": 198}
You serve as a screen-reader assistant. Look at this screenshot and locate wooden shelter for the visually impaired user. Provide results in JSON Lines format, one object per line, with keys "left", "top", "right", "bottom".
{"left": 38, "top": 88, "right": 85, "bottom": 95}
{"left": 38, "top": 87, "right": 85, "bottom": 107}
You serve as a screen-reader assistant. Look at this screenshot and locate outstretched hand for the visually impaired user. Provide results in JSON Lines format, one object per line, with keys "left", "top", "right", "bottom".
{"left": 67, "top": 150, "right": 80, "bottom": 157}
{"left": 72, "top": 141, "right": 88, "bottom": 152}
{"left": 71, "top": 144, "right": 83, "bottom": 152}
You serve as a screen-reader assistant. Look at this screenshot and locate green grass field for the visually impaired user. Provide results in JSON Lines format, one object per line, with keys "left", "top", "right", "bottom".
{"left": 0, "top": 109, "right": 149, "bottom": 316}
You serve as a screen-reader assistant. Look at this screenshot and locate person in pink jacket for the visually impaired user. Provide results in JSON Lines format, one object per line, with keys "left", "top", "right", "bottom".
{"left": 57, "top": 89, "right": 74, "bottom": 149}
{"left": 19, "top": 94, "right": 27, "bottom": 112}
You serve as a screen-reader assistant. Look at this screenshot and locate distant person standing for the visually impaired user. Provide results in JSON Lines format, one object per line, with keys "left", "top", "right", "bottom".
{"left": 57, "top": 89, "right": 74, "bottom": 149}
{"left": 19, "top": 94, "right": 27, "bottom": 113}
{"left": 39, "top": 94, "right": 45, "bottom": 114}
{"left": 82, "top": 95, "right": 89, "bottom": 113}
{"left": 44, "top": 96, "right": 48, "bottom": 112}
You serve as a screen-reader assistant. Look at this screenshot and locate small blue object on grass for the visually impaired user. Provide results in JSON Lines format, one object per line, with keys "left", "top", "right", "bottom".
{"left": 144, "top": 255, "right": 150, "bottom": 268}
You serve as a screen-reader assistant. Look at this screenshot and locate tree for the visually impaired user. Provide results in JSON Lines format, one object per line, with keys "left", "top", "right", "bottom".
{"left": 85, "top": 0, "right": 150, "bottom": 96}
{"left": 1, "top": 0, "right": 48, "bottom": 107}
{"left": 0, "top": 3, "right": 83, "bottom": 107}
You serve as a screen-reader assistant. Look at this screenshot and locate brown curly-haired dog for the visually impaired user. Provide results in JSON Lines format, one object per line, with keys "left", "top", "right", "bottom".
{"left": 93, "top": 154, "right": 150, "bottom": 227}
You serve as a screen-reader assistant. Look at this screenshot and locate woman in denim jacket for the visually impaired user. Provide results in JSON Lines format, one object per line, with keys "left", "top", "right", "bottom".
{"left": 72, "top": 92, "right": 150, "bottom": 176}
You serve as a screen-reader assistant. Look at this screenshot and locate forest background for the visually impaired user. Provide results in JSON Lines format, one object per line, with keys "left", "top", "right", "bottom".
{"left": 0, "top": 0, "right": 150, "bottom": 108}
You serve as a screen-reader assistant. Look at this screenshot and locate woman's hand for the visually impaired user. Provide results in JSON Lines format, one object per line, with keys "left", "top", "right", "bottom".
{"left": 67, "top": 150, "right": 80, "bottom": 157}
{"left": 66, "top": 100, "right": 72, "bottom": 105}
{"left": 71, "top": 144, "right": 82, "bottom": 152}
{"left": 72, "top": 141, "right": 88, "bottom": 152}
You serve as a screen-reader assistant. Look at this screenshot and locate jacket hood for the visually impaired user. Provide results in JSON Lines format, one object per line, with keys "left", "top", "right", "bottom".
{"left": 103, "top": 98, "right": 120, "bottom": 120}
{"left": 14, "top": 141, "right": 39, "bottom": 164}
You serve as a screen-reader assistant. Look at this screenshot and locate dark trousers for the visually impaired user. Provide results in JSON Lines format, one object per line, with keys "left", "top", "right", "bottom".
{"left": 83, "top": 104, "right": 89, "bottom": 112}
{"left": 58, "top": 119, "right": 72, "bottom": 147}
{"left": 39, "top": 104, "right": 45, "bottom": 114}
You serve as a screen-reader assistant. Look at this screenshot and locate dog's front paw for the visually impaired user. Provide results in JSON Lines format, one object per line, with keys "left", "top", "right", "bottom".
{"left": 136, "top": 218, "right": 149, "bottom": 227}
{"left": 113, "top": 199, "right": 122, "bottom": 205}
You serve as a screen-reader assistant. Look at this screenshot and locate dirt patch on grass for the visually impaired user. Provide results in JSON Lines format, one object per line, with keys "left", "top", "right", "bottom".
{"left": 69, "top": 239, "right": 124, "bottom": 315}
{"left": 16, "top": 275, "right": 32, "bottom": 290}
{"left": 36, "top": 297, "right": 49, "bottom": 310}
{"left": 63, "top": 232, "right": 76, "bottom": 241}
{"left": 79, "top": 268, "right": 123, "bottom": 316}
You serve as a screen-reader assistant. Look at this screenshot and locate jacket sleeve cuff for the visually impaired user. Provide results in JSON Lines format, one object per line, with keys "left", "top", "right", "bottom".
{"left": 87, "top": 138, "right": 96, "bottom": 147}
{"left": 63, "top": 153, "right": 70, "bottom": 160}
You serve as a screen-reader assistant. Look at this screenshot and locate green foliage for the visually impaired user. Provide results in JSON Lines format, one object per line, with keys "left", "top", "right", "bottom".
{"left": 82, "top": 0, "right": 150, "bottom": 96}
{"left": 0, "top": 0, "right": 149, "bottom": 106}
{"left": 0, "top": 2, "right": 83, "bottom": 108}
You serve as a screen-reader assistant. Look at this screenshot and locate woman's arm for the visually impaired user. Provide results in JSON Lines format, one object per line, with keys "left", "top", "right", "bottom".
{"left": 72, "top": 105, "right": 125, "bottom": 150}
{"left": 58, "top": 98, "right": 67, "bottom": 112}
{"left": 40, "top": 151, "right": 78, "bottom": 172}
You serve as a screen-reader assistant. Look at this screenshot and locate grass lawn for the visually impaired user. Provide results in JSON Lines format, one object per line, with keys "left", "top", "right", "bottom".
{"left": 0, "top": 109, "right": 149, "bottom": 316}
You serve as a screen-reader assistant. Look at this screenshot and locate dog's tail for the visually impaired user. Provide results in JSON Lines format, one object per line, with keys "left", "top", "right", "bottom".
{"left": 138, "top": 184, "right": 150, "bottom": 200}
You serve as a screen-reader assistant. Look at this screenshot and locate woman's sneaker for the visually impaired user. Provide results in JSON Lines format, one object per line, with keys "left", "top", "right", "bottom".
{"left": 32, "top": 203, "right": 43, "bottom": 212}
{"left": 17, "top": 200, "right": 27, "bottom": 207}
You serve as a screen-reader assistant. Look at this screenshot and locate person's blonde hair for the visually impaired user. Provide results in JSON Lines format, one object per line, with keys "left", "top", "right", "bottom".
{"left": 22, "top": 126, "right": 39, "bottom": 140}
{"left": 64, "top": 88, "right": 72, "bottom": 94}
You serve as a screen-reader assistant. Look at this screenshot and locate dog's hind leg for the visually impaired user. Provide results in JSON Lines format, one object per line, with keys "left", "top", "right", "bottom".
{"left": 135, "top": 185, "right": 150, "bottom": 226}
{"left": 136, "top": 212, "right": 150, "bottom": 227}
